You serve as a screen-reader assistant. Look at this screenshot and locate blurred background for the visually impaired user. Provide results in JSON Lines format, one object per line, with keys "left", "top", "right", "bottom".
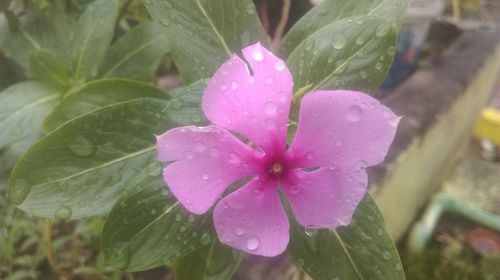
{"left": 1, "top": 0, "right": 500, "bottom": 279}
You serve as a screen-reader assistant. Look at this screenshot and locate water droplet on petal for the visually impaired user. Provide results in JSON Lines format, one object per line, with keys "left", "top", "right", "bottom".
{"left": 201, "top": 174, "right": 209, "bottom": 181}
{"left": 335, "top": 139, "right": 343, "bottom": 146}
{"left": 274, "top": 61, "right": 285, "bottom": 71}
{"left": 228, "top": 152, "right": 241, "bottom": 165}
{"left": 195, "top": 142, "right": 206, "bottom": 153}
{"left": 231, "top": 81, "right": 238, "bottom": 90}
{"left": 246, "top": 236, "right": 260, "bottom": 251}
{"left": 210, "top": 147, "right": 220, "bottom": 157}
{"left": 346, "top": 105, "right": 363, "bottom": 122}
{"left": 265, "top": 119, "right": 276, "bottom": 130}
{"left": 266, "top": 77, "right": 274, "bottom": 84}
{"left": 185, "top": 151, "right": 194, "bottom": 160}
{"left": 264, "top": 102, "right": 277, "bottom": 116}
{"left": 248, "top": 77, "right": 255, "bottom": 84}
{"left": 235, "top": 227, "right": 246, "bottom": 236}
{"left": 220, "top": 84, "right": 227, "bottom": 91}
{"left": 251, "top": 47, "right": 264, "bottom": 61}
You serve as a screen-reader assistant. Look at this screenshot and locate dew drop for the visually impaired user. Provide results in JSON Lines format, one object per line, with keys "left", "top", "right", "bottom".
{"left": 251, "top": 47, "right": 264, "bottom": 61}
{"left": 332, "top": 35, "right": 346, "bottom": 50}
{"left": 200, "top": 232, "right": 212, "bottom": 245}
{"left": 201, "top": 174, "right": 209, "bottom": 181}
{"left": 264, "top": 102, "right": 277, "bottom": 116}
{"left": 148, "top": 162, "right": 162, "bottom": 176}
{"left": 382, "top": 251, "right": 393, "bottom": 260}
{"left": 305, "top": 228, "right": 318, "bottom": 237}
{"left": 160, "top": 19, "right": 170, "bottom": 26}
{"left": 54, "top": 205, "right": 72, "bottom": 221}
{"left": 185, "top": 151, "right": 194, "bottom": 160}
{"left": 67, "top": 135, "right": 96, "bottom": 157}
{"left": 170, "top": 98, "right": 182, "bottom": 110}
{"left": 360, "top": 70, "right": 369, "bottom": 80}
{"left": 387, "top": 46, "right": 397, "bottom": 56}
{"left": 194, "top": 141, "right": 206, "bottom": 153}
{"left": 355, "top": 36, "right": 365, "bottom": 45}
{"left": 246, "top": 236, "right": 260, "bottom": 251}
{"left": 335, "top": 139, "right": 343, "bottom": 146}
{"left": 346, "top": 105, "right": 363, "bottom": 122}
{"left": 376, "top": 23, "right": 391, "bottom": 38}
{"left": 274, "top": 61, "right": 285, "bottom": 71}
{"left": 210, "top": 147, "right": 220, "bottom": 157}
{"left": 220, "top": 84, "right": 227, "bottom": 91}
{"left": 235, "top": 227, "right": 246, "bottom": 236}
{"left": 9, "top": 179, "right": 30, "bottom": 205}
{"left": 228, "top": 152, "right": 241, "bottom": 166}
{"left": 266, "top": 77, "right": 274, "bottom": 84}
{"left": 245, "top": 4, "right": 255, "bottom": 14}
{"left": 375, "top": 62, "right": 383, "bottom": 71}
{"left": 175, "top": 214, "right": 182, "bottom": 222}
{"left": 248, "top": 77, "right": 255, "bottom": 84}
{"left": 265, "top": 119, "right": 276, "bottom": 130}
{"left": 231, "top": 81, "right": 238, "bottom": 90}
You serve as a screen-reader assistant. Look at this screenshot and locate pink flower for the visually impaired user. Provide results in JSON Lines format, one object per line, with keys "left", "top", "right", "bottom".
{"left": 156, "top": 43, "right": 398, "bottom": 256}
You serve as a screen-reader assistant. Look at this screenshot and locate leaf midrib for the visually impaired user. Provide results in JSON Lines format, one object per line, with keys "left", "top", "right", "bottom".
{"left": 0, "top": 94, "right": 58, "bottom": 123}
{"left": 333, "top": 231, "right": 364, "bottom": 280}
{"left": 195, "top": 0, "right": 232, "bottom": 57}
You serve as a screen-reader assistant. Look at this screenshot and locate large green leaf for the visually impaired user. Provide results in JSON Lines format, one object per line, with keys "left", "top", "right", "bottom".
{"left": 101, "top": 176, "right": 213, "bottom": 271}
{"left": 99, "top": 22, "right": 169, "bottom": 81}
{"left": 71, "top": 0, "right": 118, "bottom": 82}
{"left": 44, "top": 79, "right": 169, "bottom": 132}
{"left": 8, "top": 98, "right": 173, "bottom": 219}
{"left": 288, "top": 194, "right": 405, "bottom": 280}
{"left": 280, "top": 0, "right": 411, "bottom": 57}
{"left": 174, "top": 240, "right": 244, "bottom": 280}
{"left": 1, "top": 10, "right": 77, "bottom": 71}
{"left": 286, "top": 16, "right": 397, "bottom": 93}
{"left": 146, "top": 0, "right": 267, "bottom": 83}
{"left": 30, "top": 49, "right": 71, "bottom": 91}
{"left": 0, "top": 81, "right": 59, "bottom": 156}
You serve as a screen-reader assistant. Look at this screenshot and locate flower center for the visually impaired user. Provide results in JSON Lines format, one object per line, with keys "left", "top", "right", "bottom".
{"left": 270, "top": 162, "right": 284, "bottom": 176}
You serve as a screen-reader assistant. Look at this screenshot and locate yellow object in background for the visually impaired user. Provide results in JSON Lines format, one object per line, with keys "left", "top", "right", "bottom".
{"left": 474, "top": 108, "right": 500, "bottom": 146}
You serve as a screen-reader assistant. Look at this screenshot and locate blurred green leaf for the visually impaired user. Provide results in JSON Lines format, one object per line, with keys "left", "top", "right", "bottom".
{"left": 1, "top": 10, "right": 77, "bottom": 71}
{"left": 286, "top": 16, "right": 397, "bottom": 93}
{"left": 0, "top": 81, "right": 59, "bottom": 164}
{"left": 71, "top": 0, "right": 118, "bottom": 82}
{"left": 280, "top": 0, "right": 411, "bottom": 57}
{"left": 146, "top": 0, "right": 267, "bottom": 83}
{"left": 288, "top": 194, "right": 405, "bottom": 280}
{"left": 102, "top": 175, "right": 213, "bottom": 271}
{"left": 8, "top": 98, "right": 170, "bottom": 218}
{"left": 100, "top": 22, "right": 169, "bottom": 81}
{"left": 174, "top": 240, "right": 244, "bottom": 280}
{"left": 30, "top": 49, "right": 71, "bottom": 91}
{"left": 44, "top": 78, "right": 169, "bottom": 132}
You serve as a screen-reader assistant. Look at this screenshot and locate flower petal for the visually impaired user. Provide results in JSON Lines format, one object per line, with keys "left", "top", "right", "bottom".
{"left": 157, "top": 125, "right": 260, "bottom": 214}
{"left": 213, "top": 177, "right": 289, "bottom": 256}
{"left": 283, "top": 166, "right": 367, "bottom": 229}
{"left": 288, "top": 90, "right": 399, "bottom": 168}
{"left": 202, "top": 43, "right": 293, "bottom": 153}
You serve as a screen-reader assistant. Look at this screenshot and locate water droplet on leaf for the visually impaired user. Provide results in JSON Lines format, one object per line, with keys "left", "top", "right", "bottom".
{"left": 68, "top": 135, "right": 96, "bottom": 157}
{"left": 54, "top": 205, "right": 72, "bottom": 221}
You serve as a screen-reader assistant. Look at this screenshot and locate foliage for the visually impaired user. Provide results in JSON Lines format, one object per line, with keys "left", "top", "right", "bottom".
{"left": 1, "top": 0, "right": 412, "bottom": 279}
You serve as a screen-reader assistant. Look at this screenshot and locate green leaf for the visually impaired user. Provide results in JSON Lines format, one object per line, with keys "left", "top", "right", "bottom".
{"left": 0, "top": 81, "right": 59, "bottom": 158}
{"left": 280, "top": 0, "right": 411, "bottom": 57}
{"left": 8, "top": 98, "right": 171, "bottom": 218}
{"left": 30, "top": 49, "right": 71, "bottom": 91}
{"left": 99, "top": 22, "right": 170, "bottom": 81}
{"left": 174, "top": 240, "right": 244, "bottom": 280}
{"left": 101, "top": 175, "right": 213, "bottom": 271}
{"left": 146, "top": 0, "right": 268, "bottom": 83}
{"left": 44, "top": 79, "right": 169, "bottom": 132}
{"left": 1, "top": 11, "right": 77, "bottom": 71}
{"left": 71, "top": 0, "right": 118, "bottom": 82}
{"left": 286, "top": 16, "right": 397, "bottom": 93}
{"left": 8, "top": 79, "right": 208, "bottom": 218}
{"left": 288, "top": 194, "right": 405, "bottom": 280}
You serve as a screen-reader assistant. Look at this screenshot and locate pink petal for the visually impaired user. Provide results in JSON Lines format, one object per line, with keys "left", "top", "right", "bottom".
{"left": 288, "top": 90, "right": 399, "bottom": 169}
{"left": 283, "top": 166, "right": 367, "bottom": 229}
{"left": 156, "top": 125, "right": 261, "bottom": 214}
{"left": 202, "top": 43, "right": 293, "bottom": 154}
{"left": 213, "top": 177, "right": 289, "bottom": 256}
